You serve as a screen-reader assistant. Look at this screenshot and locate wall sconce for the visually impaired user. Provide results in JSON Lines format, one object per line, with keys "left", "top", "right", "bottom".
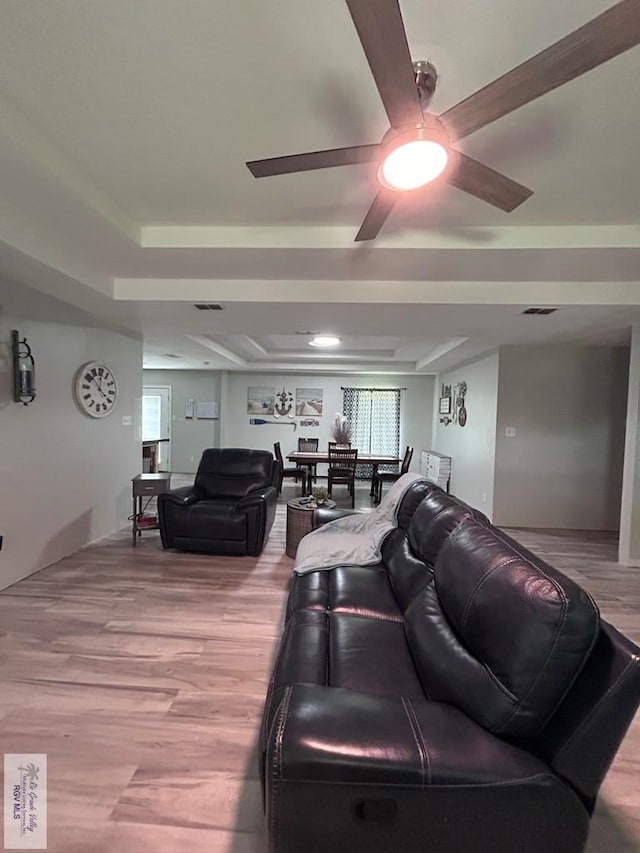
{"left": 11, "top": 330, "right": 36, "bottom": 405}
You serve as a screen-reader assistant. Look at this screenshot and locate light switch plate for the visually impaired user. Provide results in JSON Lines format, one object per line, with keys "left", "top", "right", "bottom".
{"left": 122, "top": 415, "right": 133, "bottom": 426}
{"left": 505, "top": 426, "right": 517, "bottom": 438}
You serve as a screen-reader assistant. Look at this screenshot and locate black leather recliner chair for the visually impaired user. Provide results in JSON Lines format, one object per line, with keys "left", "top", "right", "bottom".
{"left": 158, "top": 448, "right": 277, "bottom": 556}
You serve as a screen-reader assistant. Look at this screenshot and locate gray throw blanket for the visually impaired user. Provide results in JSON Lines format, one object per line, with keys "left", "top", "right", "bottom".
{"left": 293, "top": 473, "right": 422, "bottom": 575}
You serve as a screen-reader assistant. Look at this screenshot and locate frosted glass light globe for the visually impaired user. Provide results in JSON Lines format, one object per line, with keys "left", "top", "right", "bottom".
{"left": 379, "top": 140, "right": 448, "bottom": 191}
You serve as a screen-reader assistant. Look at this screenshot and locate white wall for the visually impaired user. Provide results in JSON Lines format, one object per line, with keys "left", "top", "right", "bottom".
{"left": 143, "top": 369, "right": 221, "bottom": 474}
{"left": 0, "top": 290, "right": 142, "bottom": 590}
{"left": 619, "top": 324, "right": 640, "bottom": 565}
{"left": 220, "top": 371, "right": 435, "bottom": 473}
{"left": 433, "top": 352, "right": 499, "bottom": 516}
{"left": 493, "top": 345, "right": 629, "bottom": 530}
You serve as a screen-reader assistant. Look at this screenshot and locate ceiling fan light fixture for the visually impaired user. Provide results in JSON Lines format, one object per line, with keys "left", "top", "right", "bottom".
{"left": 379, "top": 140, "right": 448, "bottom": 191}
{"left": 377, "top": 122, "right": 450, "bottom": 192}
{"left": 309, "top": 335, "right": 340, "bottom": 348}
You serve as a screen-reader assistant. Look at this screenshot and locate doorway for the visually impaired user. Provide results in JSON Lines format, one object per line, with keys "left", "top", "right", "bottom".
{"left": 142, "top": 385, "right": 172, "bottom": 471}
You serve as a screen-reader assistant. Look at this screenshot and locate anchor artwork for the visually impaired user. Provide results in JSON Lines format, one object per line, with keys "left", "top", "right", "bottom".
{"left": 273, "top": 387, "right": 294, "bottom": 418}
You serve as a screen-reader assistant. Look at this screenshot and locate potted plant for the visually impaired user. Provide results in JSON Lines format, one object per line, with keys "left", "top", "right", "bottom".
{"left": 331, "top": 412, "right": 351, "bottom": 446}
{"left": 312, "top": 486, "right": 329, "bottom": 506}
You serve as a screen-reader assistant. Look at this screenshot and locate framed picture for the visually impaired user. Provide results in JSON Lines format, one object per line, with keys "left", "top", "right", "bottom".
{"left": 439, "top": 396, "right": 452, "bottom": 415}
{"left": 247, "top": 386, "right": 275, "bottom": 415}
{"left": 295, "top": 387, "right": 323, "bottom": 416}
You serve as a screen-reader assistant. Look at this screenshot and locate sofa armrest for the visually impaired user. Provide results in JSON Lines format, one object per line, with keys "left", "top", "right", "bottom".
{"left": 265, "top": 685, "right": 588, "bottom": 853}
{"left": 313, "top": 507, "right": 362, "bottom": 528}
{"left": 157, "top": 487, "right": 200, "bottom": 549}
{"left": 536, "top": 620, "right": 640, "bottom": 809}
{"left": 236, "top": 485, "right": 278, "bottom": 556}
{"left": 158, "top": 486, "right": 200, "bottom": 506}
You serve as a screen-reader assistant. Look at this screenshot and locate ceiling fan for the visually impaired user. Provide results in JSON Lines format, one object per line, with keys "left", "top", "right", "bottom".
{"left": 246, "top": 0, "right": 640, "bottom": 241}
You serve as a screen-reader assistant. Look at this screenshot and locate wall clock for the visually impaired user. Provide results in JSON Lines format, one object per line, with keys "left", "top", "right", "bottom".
{"left": 73, "top": 361, "right": 118, "bottom": 418}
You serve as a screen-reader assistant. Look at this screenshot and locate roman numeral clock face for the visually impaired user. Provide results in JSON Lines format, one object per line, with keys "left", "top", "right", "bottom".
{"left": 73, "top": 361, "right": 118, "bottom": 418}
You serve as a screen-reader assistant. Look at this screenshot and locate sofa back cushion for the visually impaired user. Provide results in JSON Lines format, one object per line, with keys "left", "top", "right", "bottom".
{"left": 405, "top": 520, "right": 600, "bottom": 737}
{"left": 395, "top": 479, "right": 440, "bottom": 531}
{"left": 407, "top": 491, "right": 489, "bottom": 567}
{"left": 385, "top": 491, "right": 488, "bottom": 612}
{"left": 195, "top": 448, "right": 275, "bottom": 499}
{"left": 382, "top": 531, "right": 433, "bottom": 612}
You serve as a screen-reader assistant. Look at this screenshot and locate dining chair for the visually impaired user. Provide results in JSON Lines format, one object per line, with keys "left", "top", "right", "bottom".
{"left": 374, "top": 446, "right": 413, "bottom": 504}
{"left": 274, "top": 441, "right": 308, "bottom": 495}
{"left": 297, "top": 437, "right": 319, "bottom": 485}
{"left": 327, "top": 447, "right": 358, "bottom": 508}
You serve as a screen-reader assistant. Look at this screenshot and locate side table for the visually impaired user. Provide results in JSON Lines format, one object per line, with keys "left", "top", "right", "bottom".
{"left": 132, "top": 473, "right": 171, "bottom": 546}
{"left": 286, "top": 497, "right": 336, "bottom": 559}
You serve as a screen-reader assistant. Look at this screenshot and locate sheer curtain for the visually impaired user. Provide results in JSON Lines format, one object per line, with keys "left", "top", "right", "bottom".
{"left": 342, "top": 388, "right": 401, "bottom": 477}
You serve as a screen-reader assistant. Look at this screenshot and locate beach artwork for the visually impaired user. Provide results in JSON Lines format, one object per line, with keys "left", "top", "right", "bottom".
{"left": 296, "top": 388, "right": 323, "bottom": 416}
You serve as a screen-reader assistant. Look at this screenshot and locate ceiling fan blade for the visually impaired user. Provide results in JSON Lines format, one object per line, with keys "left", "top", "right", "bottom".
{"left": 247, "top": 144, "right": 380, "bottom": 178}
{"left": 346, "top": 0, "right": 424, "bottom": 128}
{"left": 441, "top": 0, "right": 640, "bottom": 141}
{"left": 447, "top": 152, "right": 533, "bottom": 212}
{"left": 355, "top": 190, "right": 398, "bottom": 241}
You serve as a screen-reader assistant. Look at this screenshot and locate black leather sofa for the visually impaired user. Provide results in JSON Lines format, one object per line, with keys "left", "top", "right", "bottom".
{"left": 261, "top": 479, "right": 640, "bottom": 853}
{"left": 158, "top": 448, "right": 277, "bottom": 556}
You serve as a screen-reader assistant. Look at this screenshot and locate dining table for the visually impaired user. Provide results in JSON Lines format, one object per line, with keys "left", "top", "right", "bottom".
{"left": 287, "top": 450, "right": 401, "bottom": 497}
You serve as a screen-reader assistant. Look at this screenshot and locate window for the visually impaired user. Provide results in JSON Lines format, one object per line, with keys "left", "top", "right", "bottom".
{"left": 142, "top": 394, "right": 162, "bottom": 441}
{"left": 343, "top": 387, "right": 401, "bottom": 477}
{"left": 142, "top": 385, "right": 172, "bottom": 470}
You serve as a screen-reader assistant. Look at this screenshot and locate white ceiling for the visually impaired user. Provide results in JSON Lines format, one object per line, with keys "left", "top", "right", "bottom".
{"left": 0, "top": 0, "right": 639, "bottom": 374}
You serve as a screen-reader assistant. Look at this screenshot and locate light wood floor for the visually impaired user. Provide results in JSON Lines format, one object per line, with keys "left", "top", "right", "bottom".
{"left": 0, "top": 479, "right": 639, "bottom": 853}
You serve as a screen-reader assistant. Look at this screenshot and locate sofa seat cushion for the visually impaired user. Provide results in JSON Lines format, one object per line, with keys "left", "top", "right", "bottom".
{"left": 276, "top": 684, "right": 558, "bottom": 788}
{"left": 405, "top": 520, "right": 600, "bottom": 738}
{"left": 169, "top": 500, "right": 246, "bottom": 541}
{"left": 286, "top": 565, "right": 403, "bottom": 622}
{"left": 328, "top": 613, "right": 425, "bottom": 699}
{"left": 271, "top": 610, "right": 329, "bottom": 691}
{"left": 270, "top": 609, "right": 424, "bottom": 701}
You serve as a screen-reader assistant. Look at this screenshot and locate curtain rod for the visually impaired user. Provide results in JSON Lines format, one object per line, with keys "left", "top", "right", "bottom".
{"left": 341, "top": 386, "right": 406, "bottom": 391}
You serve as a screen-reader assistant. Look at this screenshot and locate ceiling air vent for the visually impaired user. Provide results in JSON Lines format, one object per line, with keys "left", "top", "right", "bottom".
{"left": 194, "top": 303, "right": 223, "bottom": 311}
{"left": 522, "top": 307, "right": 557, "bottom": 315}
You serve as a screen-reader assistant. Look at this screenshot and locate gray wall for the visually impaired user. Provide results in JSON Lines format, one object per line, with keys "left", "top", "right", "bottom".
{"left": 221, "top": 371, "right": 435, "bottom": 475}
{"left": 0, "top": 283, "right": 142, "bottom": 591}
{"left": 493, "top": 345, "right": 629, "bottom": 530}
{"left": 144, "top": 369, "right": 221, "bottom": 473}
{"left": 142, "top": 369, "right": 434, "bottom": 477}
{"left": 433, "top": 352, "right": 500, "bottom": 516}
{"left": 618, "top": 323, "right": 640, "bottom": 564}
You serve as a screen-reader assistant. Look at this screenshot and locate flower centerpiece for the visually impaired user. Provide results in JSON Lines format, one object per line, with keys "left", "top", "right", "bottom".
{"left": 312, "top": 486, "right": 329, "bottom": 506}
{"left": 331, "top": 412, "right": 351, "bottom": 446}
